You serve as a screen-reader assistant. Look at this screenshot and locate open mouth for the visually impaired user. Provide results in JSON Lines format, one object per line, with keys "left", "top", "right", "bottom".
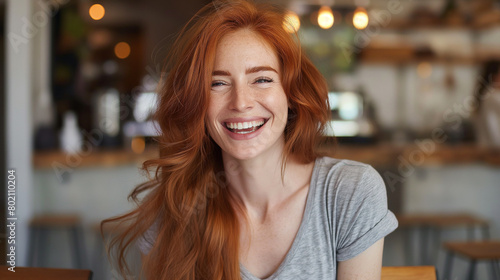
{"left": 224, "top": 119, "right": 268, "bottom": 134}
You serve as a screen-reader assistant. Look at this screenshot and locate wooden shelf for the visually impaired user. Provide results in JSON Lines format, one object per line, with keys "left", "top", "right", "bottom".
{"left": 33, "top": 143, "right": 500, "bottom": 169}
{"left": 360, "top": 45, "right": 500, "bottom": 65}
{"left": 381, "top": 13, "right": 500, "bottom": 31}
{"left": 33, "top": 147, "right": 158, "bottom": 169}
{"left": 358, "top": 17, "right": 500, "bottom": 65}
{"left": 318, "top": 143, "right": 500, "bottom": 167}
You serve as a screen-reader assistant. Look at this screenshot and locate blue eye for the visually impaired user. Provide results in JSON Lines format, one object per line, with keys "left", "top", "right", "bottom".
{"left": 255, "top": 77, "right": 273, "bottom": 84}
{"left": 211, "top": 81, "right": 226, "bottom": 87}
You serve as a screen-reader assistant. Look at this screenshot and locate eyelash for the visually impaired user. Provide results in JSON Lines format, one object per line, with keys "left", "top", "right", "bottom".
{"left": 211, "top": 81, "right": 226, "bottom": 87}
{"left": 210, "top": 77, "right": 274, "bottom": 87}
{"left": 254, "top": 77, "right": 273, "bottom": 84}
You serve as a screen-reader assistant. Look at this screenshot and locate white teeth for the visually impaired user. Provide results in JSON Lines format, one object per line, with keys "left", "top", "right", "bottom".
{"left": 225, "top": 120, "right": 265, "bottom": 132}
{"left": 236, "top": 129, "right": 255, "bottom": 134}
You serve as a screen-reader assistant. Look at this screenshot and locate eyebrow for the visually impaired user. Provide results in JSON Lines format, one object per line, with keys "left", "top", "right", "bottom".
{"left": 246, "top": 66, "right": 278, "bottom": 74}
{"left": 212, "top": 66, "right": 278, "bottom": 76}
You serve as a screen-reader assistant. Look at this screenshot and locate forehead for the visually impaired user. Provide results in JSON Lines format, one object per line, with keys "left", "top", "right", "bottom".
{"left": 214, "top": 29, "right": 280, "bottom": 70}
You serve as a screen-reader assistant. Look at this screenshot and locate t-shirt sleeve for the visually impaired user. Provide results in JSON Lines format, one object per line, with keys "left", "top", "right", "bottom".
{"left": 137, "top": 222, "right": 158, "bottom": 255}
{"left": 334, "top": 164, "right": 398, "bottom": 261}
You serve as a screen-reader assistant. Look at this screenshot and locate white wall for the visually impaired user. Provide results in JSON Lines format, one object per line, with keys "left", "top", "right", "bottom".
{"left": 6, "top": 0, "right": 34, "bottom": 267}
{"left": 335, "top": 63, "right": 479, "bottom": 131}
{"left": 33, "top": 164, "right": 145, "bottom": 224}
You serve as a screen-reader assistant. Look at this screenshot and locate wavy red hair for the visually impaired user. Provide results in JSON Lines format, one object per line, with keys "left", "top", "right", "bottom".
{"left": 102, "top": 1, "right": 330, "bottom": 279}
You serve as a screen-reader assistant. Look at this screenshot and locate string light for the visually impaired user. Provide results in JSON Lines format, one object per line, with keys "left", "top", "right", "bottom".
{"left": 283, "top": 11, "right": 301, "bottom": 33}
{"left": 318, "top": 6, "right": 334, "bottom": 29}
{"left": 114, "top": 42, "right": 131, "bottom": 59}
{"left": 353, "top": 7, "right": 369, "bottom": 30}
{"left": 89, "top": 4, "right": 105, "bottom": 21}
{"left": 131, "top": 137, "right": 145, "bottom": 154}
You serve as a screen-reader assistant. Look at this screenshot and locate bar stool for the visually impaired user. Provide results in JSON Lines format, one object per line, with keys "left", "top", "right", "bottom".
{"left": 443, "top": 241, "right": 500, "bottom": 280}
{"left": 27, "top": 214, "right": 87, "bottom": 268}
{"left": 396, "top": 213, "right": 489, "bottom": 265}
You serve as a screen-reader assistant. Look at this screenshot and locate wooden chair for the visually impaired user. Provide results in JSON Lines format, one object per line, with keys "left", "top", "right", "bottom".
{"left": 0, "top": 266, "right": 92, "bottom": 280}
{"left": 443, "top": 241, "right": 500, "bottom": 280}
{"left": 28, "top": 214, "right": 87, "bottom": 268}
{"left": 396, "top": 213, "right": 489, "bottom": 265}
{"left": 381, "top": 266, "right": 437, "bottom": 280}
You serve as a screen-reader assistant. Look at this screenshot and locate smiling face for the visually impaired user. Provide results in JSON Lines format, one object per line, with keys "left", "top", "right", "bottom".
{"left": 206, "top": 29, "right": 289, "bottom": 161}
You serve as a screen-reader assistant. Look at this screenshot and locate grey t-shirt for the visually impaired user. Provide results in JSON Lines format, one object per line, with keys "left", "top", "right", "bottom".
{"left": 138, "top": 157, "right": 398, "bottom": 279}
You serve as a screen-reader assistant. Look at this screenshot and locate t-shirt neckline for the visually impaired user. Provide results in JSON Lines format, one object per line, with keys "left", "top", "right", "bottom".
{"left": 239, "top": 157, "right": 323, "bottom": 280}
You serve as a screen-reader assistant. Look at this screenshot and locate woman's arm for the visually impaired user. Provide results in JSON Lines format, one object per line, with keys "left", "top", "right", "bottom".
{"left": 337, "top": 238, "right": 384, "bottom": 280}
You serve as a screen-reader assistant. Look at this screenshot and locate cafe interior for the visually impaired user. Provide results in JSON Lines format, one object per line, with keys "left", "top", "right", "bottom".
{"left": 1, "top": 0, "right": 500, "bottom": 279}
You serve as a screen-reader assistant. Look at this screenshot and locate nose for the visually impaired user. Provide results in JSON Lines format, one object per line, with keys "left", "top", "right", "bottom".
{"left": 229, "top": 83, "right": 253, "bottom": 112}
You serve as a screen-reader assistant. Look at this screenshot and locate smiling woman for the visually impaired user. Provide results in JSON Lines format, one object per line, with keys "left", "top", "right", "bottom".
{"left": 102, "top": 1, "right": 397, "bottom": 279}
{"left": 207, "top": 29, "right": 289, "bottom": 160}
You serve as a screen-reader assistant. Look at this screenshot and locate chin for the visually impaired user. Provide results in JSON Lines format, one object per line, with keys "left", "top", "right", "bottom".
{"left": 223, "top": 147, "right": 261, "bottom": 161}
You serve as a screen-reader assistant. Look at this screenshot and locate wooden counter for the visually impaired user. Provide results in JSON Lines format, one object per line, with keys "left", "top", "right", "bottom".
{"left": 0, "top": 266, "right": 92, "bottom": 280}
{"left": 33, "top": 147, "right": 158, "bottom": 169}
{"left": 318, "top": 143, "right": 500, "bottom": 168}
{"left": 33, "top": 143, "right": 500, "bottom": 169}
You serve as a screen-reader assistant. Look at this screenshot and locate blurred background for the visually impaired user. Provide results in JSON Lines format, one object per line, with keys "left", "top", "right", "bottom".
{"left": 1, "top": 0, "right": 500, "bottom": 279}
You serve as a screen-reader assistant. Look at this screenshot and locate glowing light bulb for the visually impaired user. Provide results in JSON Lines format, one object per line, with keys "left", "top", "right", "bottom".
{"left": 131, "top": 137, "right": 145, "bottom": 154}
{"left": 89, "top": 4, "right": 105, "bottom": 21}
{"left": 353, "top": 7, "right": 369, "bottom": 30}
{"left": 318, "top": 6, "right": 334, "bottom": 29}
{"left": 114, "top": 42, "right": 131, "bottom": 59}
{"left": 283, "top": 11, "right": 301, "bottom": 33}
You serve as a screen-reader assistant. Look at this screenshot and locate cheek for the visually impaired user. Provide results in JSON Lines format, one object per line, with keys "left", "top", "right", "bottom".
{"left": 206, "top": 99, "right": 223, "bottom": 134}
{"left": 206, "top": 98, "right": 220, "bottom": 122}
{"left": 263, "top": 92, "right": 289, "bottom": 119}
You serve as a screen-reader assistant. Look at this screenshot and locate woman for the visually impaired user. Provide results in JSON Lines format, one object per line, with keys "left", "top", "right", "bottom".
{"left": 103, "top": 1, "right": 397, "bottom": 279}
{"left": 474, "top": 59, "right": 500, "bottom": 148}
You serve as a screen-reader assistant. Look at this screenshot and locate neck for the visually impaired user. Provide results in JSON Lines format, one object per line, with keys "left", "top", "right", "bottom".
{"left": 222, "top": 144, "right": 314, "bottom": 221}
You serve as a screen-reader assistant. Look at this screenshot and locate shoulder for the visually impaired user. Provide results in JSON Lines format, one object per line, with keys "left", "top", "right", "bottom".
{"left": 315, "top": 156, "right": 377, "bottom": 175}
{"left": 313, "top": 156, "right": 383, "bottom": 195}
{"left": 312, "top": 156, "right": 396, "bottom": 232}
{"left": 311, "top": 158, "right": 397, "bottom": 261}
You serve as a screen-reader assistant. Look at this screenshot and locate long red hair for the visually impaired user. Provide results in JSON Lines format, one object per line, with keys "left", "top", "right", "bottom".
{"left": 102, "top": 1, "right": 330, "bottom": 279}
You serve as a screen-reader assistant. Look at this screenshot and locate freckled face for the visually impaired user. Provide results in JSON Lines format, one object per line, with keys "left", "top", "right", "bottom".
{"left": 206, "top": 29, "right": 289, "bottom": 161}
